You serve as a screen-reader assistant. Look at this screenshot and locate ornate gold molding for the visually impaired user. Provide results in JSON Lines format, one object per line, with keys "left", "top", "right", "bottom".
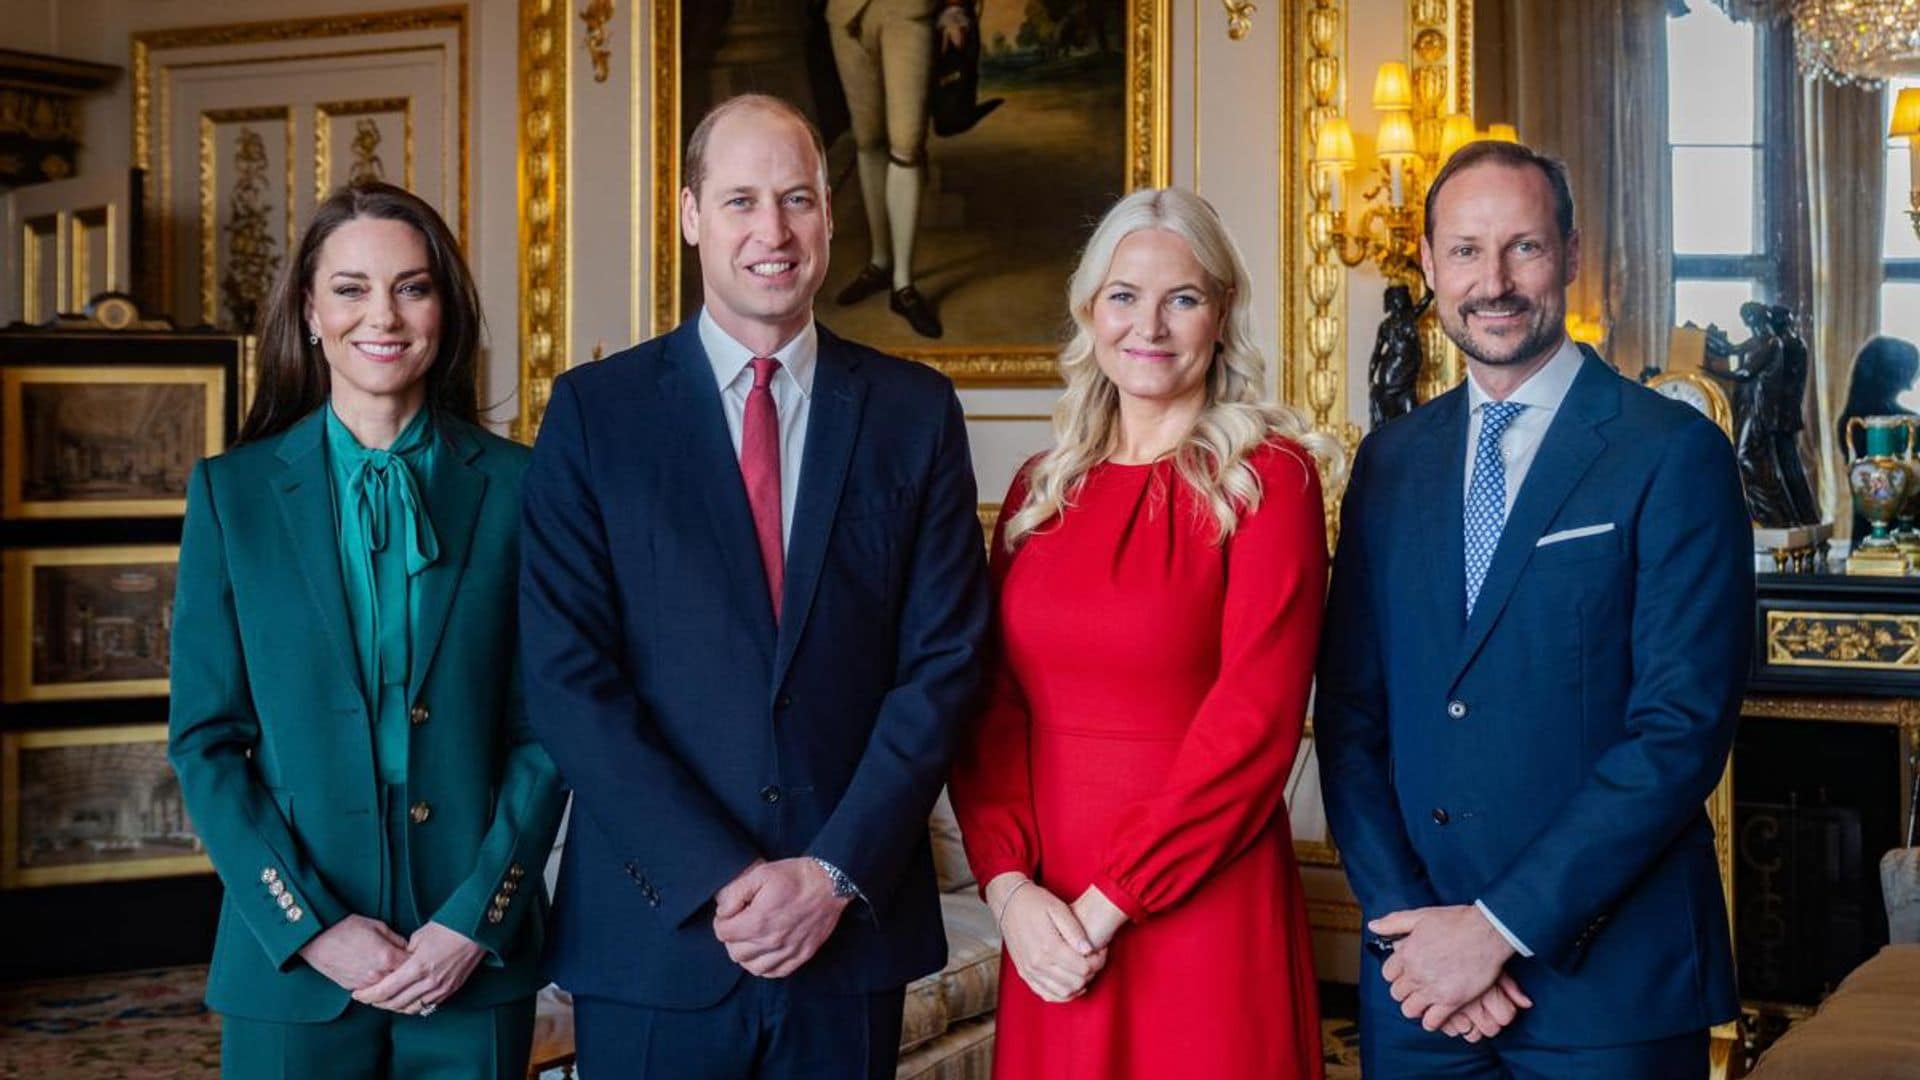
{"left": 1741, "top": 693, "right": 1920, "bottom": 727}
{"left": 1283, "top": 1, "right": 1353, "bottom": 457}
{"left": 133, "top": 7, "right": 470, "bottom": 317}
{"left": 516, "top": 0, "right": 569, "bottom": 443}
{"left": 1410, "top": 0, "right": 1463, "bottom": 402}
{"left": 197, "top": 107, "right": 292, "bottom": 330}
{"left": 314, "top": 98, "right": 414, "bottom": 199}
{"left": 1765, "top": 610, "right": 1920, "bottom": 670}
{"left": 581, "top": 0, "right": 615, "bottom": 83}
{"left": 1221, "top": 1, "right": 1257, "bottom": 42}
{"left": 643, "top": 3, "right": 1165, "bottom": 388}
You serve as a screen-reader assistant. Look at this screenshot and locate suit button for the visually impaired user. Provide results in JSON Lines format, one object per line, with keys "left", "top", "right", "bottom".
{"left": 1432, "top": 808, "right": 1450, "bottom": 826}
{"left": 508, "top": 863, "right": 525, "bottom": 881}
{"left": 1446, "top": 700, "right": 1468, "bottom": 720}
{"left": 486, "top": 907, "right": 505, "bottom": 924}
{"left": 409, "top": 801, "right": 432, "bottom": 824}
{"left": 760, "top": 785, "right": 782, "bottom": 804}
{"left": 410, "top": 704, "right": 429, "bottom": 725}
{"left": 776, "top": 694, "right": 792, "bottom": 710}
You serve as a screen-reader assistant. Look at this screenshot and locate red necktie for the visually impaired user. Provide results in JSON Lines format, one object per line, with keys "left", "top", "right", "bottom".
{"left": 741, "top": 357, "right": 784, "bottom": 620}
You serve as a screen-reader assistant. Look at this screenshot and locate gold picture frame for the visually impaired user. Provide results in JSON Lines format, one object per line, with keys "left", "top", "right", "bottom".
{"left": 1, "top": 724, "right": 211, "bottom": 889}
{"left": 2, "top": 545, "right": 180, "bottom": 704}
{"left": 647, "top": 0, "right": 1171, "bottom": 388}
{"left": 1, "top": 365, "right": 224, "bottom": 521}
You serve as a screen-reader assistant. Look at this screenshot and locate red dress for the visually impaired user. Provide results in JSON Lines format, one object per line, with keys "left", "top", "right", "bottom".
{"left": 951, "top": 442, "right": 1326, "bottom": 1079}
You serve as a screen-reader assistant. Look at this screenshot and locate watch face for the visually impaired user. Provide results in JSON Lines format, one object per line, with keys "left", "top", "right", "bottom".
{"left": 1655, "top": 379, "right": 1713, "bottom": 418}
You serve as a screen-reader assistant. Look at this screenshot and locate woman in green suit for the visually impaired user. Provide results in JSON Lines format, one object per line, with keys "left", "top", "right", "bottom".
{"left": 168, "top": 181, "right": 566, "bottom": 1078}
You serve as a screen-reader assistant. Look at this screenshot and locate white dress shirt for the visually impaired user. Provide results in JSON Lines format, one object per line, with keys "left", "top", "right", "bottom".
{"left": 1461, "top": 337, "right": 1585, "bottom": 514}
{"left": 699, "top": 308, "right": 816, "bottom": 551}
{"left": 1460, "top": 336, "right": 1584, "bottom": 959}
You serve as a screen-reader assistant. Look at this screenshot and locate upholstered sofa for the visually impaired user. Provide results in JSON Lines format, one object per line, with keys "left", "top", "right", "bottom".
{"left": 1745, "top": 945, "right": 1920, "bottom": 1079}
{"left": 529, "top": 792, "right": 1002, "bottom": 1078}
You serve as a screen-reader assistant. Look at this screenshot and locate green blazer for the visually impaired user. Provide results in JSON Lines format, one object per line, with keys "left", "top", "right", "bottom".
{"left": 168, "top": 407, "right": 567, "bottom": 1024}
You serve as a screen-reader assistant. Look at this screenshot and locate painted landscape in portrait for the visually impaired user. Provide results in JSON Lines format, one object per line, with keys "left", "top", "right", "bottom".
{"left": 677, "top": 0, "right": 1128, "bottom": 353}
{"left": 18, "top": 381, "right": 204, "bottom": 506}
{"left": 2, "top": 728, "right": 208, "bottom": 888}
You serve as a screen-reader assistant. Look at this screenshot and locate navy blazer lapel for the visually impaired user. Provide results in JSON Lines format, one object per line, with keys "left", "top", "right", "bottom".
{"left": 407, "top": 420, "right": 487, "bottom": 704}
{"left": 1412, "top": 387, "right": 1470, "bottom": 644}
{"left": 1450, "top": 355, "right": 1619, "bottom": 686}
{"left": 771, "top": 329, "right": 867, "bottom": 693}
{"left": 271, "top": 409, "right": 366, "bottom": 703}
{"left": 662, "top": 323, "right": 777, "bottom": 661}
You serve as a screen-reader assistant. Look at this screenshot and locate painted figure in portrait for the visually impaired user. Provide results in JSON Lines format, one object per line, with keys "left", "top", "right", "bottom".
{"left": 678, "top": 0, "right": 1127, "bottom": 352}
{"left": 18, "top": 382, "right": 205, "bottom": 504}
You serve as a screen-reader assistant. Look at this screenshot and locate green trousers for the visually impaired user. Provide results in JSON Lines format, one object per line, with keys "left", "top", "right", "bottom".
{"left": 219, "top": 785, "right": 536, "bottom": 1078}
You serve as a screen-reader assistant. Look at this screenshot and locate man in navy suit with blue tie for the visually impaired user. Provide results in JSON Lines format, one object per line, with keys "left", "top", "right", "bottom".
{"left": 520, "top": 94, "right": 989, "bottom": 1077}
{"left": 1317, "top": 141, "right": 1753, "bottom": 1078}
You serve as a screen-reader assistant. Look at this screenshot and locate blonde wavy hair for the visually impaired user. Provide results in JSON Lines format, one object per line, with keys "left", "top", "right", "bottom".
{"left": 1004, "top": 187, "right": 1345, "bottom": 550}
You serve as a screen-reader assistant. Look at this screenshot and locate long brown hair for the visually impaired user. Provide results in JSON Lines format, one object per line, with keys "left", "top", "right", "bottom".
{"left": 237, "top": 181, "right": 482, "bottom": 443}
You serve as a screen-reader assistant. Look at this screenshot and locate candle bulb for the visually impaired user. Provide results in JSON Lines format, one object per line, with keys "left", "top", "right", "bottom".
{"left": 1389, "top": 159, "right": 1405, "bottom": 207}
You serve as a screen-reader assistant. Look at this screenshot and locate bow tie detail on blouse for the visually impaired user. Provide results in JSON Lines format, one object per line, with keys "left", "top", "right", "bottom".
{"left": 339, "top": 421, "right": 441, "bottom": 577}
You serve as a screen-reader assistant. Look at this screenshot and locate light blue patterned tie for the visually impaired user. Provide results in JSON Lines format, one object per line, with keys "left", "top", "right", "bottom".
{"left": 1464, "top": 400, "right": 1526, "bottom": 616}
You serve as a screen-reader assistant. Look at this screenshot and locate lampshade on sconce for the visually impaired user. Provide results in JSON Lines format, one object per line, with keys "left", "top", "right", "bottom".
{"left": 1487, "top": 123, "right": 1521, "bottom": 144}
{"left": 1316, "top": 118, "right": 1358, "bottom": 170}
{"left": 1439, "top": 113, "right": 1477, "bottom": 162}
{"left": 1377, "top": 111, "right": 1419, "bottom": 160}
{"left": 1372, "top": 62, "right": 1414, "bottom": 111}
{"left": 1893, "top": 87, "right": 1920, "bottom": 137}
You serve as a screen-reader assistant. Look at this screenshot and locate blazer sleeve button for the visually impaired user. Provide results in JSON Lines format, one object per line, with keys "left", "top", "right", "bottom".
{"left": 1431, "top": 808, "right": 1450, "bottom": 826}
{"left": 760, "top": 785, "right": 782, "bottom": 804}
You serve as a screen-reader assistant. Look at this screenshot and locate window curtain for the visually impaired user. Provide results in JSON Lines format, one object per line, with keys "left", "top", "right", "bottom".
{"left": 1495, "top": 0, "right": 1674, "bottom": 377}
{"left": 1803, "top": 80, "right": 1886, "bottom": 535}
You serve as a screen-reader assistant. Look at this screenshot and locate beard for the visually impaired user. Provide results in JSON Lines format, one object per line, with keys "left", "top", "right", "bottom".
{"left": 1440, "top": 294, "right": 1565, "bottom": 368}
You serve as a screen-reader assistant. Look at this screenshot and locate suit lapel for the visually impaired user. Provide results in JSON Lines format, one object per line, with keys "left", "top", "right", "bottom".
{"left": 1449, "top": 355, "right": 1619, "bottom": 686}
{"left": 272, "top": 410, "right": 366, "bottom": 703}
{"left": 771, "top": 329, "right": 867, "bottom": 693}
{"left": 406, "top": 420, "right": 487, "bottom": 704}
{"left": 1411, "top": 388, "right": 1470, "bottom": 649}
{"left": 663, "top": 323, "right": 777, "bottom": 663}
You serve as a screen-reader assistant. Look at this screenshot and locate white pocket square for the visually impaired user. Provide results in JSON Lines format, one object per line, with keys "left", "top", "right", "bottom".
{"left": 1537, "top": 523, "right": 1615, "bottom": 547}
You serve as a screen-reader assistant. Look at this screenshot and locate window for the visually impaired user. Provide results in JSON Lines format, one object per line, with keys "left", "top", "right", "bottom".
{"left": 1667, "top": 4, "right": 1766, "bottom": 335}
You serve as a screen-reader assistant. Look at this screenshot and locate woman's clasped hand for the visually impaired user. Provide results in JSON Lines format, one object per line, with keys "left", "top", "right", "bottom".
{"left": 986, "top": 872, "right": 1110, "bottom": 1003}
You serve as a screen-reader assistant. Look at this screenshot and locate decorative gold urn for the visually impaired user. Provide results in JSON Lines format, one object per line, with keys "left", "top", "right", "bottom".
{"left": 1848, "top": 416, "right": 1914, "bottom": 575}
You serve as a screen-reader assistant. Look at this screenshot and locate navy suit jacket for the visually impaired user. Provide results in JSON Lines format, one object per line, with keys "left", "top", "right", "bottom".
{"left": 520, "top": 321, "right": 989, "bottom": 1008}
{"left": 1317, "top": 349, "right": 1752, "bottom": 1046}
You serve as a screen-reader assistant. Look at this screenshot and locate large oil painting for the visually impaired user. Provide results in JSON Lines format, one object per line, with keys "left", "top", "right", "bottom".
{"left": 1, "top": 366, "right": 224, "bottom": 520}
{"left": 657, "top": 0, "right": 1167, "bottom": 384}
{"left": 1, "top": 725, "right": 209, "bottom": 889}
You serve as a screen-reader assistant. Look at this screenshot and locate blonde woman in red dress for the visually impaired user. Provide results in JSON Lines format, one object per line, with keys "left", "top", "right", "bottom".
{"left": 950, "top": 187, "right": 1341, "bottom": 1078}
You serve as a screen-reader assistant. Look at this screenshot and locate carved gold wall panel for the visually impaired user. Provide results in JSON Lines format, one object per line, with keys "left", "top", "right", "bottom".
{"left": 515, "top": 0, "right": 569, "bottom": 443}
{"left": 198, "top": 107, "right": 293, "bottom": 330}
{"left": 133, "top": 8, "right": 468, "bottom": 332}
{"left": 1766, "top": 611, "right": 1920, "bottom": 670}
{"left": 1409, "top": 0, "right": 1467, "bottom": 402}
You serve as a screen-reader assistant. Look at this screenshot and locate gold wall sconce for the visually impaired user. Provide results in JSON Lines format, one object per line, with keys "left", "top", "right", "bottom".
{"left": 1894, "top": 87, "right": 1920, "bottom": 242}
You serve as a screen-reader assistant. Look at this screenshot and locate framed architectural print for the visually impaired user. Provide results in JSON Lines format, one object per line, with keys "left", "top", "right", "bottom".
{"left": 0, "top": 724, "right": 210, "bottom": 889}
{"left": 1, "top": 365, "right": 224, "bottom": 522}
{"left": 2, "top": 546, "right": 179, "bottom": 704}
{"left": 651, "top": 0, "right": 1169, "bottom": 386}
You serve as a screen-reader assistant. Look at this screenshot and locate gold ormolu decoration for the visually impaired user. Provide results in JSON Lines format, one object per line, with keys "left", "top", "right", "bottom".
{"left": 1409, "top": 0, "right": 1464, "bottom": 403}
{"left": 348, "top": 118, "right": 387, "bottom": 183}
{"left": 1221, "top": 0, "right": 1256, "bottom": 41}
{"left": 581, "top": 0, "right": 615, "bottom": 83}
{"left": 1766, "top": 610, "right": 1920, "bottom": 669}
{"left": 219, "top": 128, "right": 282, "bottom": 334}
{"left": 314, "top": 98, "right": 414, "bottom": 199}
{"left": 641, "top": 0, "right": 1168, "bottom": 391}
{"left": 198, "top": 107, "right": 292, "bottom": 331}
{"left": 133, "top": 7, "right": 470, "bottom": 316}
{"left": 516, "top": 0, "right": 569, "bottom": 443}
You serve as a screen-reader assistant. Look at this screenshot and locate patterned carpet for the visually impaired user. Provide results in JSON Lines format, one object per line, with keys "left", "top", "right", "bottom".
{"left": 0, "top": 966, "right": 1364, "bottom": 1078}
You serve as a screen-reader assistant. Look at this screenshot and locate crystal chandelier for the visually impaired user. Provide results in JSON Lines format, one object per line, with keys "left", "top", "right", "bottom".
{"left": 1711, "top": 0, "right": 1920, "bottom": 85}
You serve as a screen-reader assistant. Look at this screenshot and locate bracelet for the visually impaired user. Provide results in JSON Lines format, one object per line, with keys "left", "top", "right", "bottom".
{"left": 992, "top": 878, "right": 1032, "bottom": 927}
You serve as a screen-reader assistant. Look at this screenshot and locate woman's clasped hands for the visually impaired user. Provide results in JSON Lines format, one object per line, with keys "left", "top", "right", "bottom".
{"left": 986, "top": 872, "right": 1123, "bottom": 1004}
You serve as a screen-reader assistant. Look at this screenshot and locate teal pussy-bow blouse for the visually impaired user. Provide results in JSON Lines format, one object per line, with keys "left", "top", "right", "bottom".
{"left": 325, "top": 404, "right": 440, "bottom": 783}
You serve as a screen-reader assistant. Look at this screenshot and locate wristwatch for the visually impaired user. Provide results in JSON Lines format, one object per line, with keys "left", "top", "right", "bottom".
{"left": 809, "top": 857, "right": 861, "bottom": 900}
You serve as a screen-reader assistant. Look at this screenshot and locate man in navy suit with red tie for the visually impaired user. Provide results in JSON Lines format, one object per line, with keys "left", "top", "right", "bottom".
{"left": 520, "top": 94, "right": 989, "bottom": 1078}
{"left": 1317, "top": 141, "right": 1753, "bottom": 1078}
